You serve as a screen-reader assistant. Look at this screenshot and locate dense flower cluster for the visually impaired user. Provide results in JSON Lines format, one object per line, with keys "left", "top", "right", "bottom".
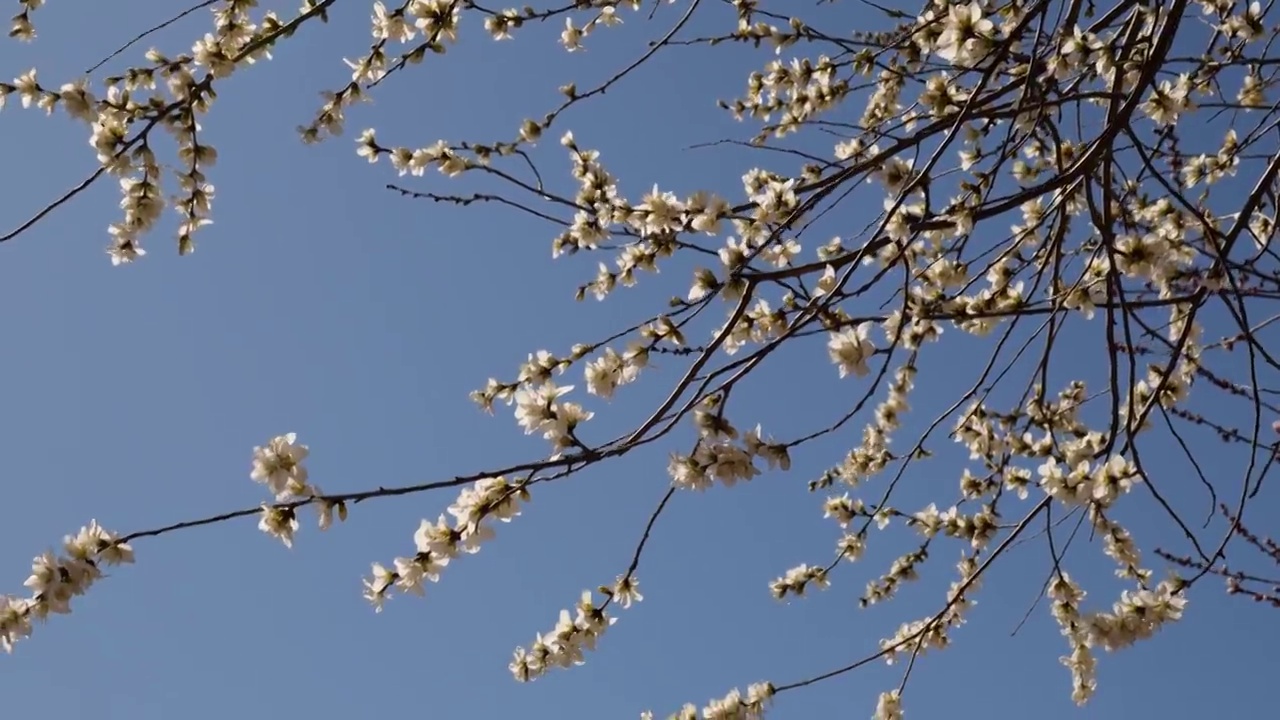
{"left": 249, "top": 433, "right": 345, "bottom": 547}
{"left": 0, "top": 521, "right": 133, "bottom": 653}
{"left": 363, "top": 476, "right": 527, "bottom": 611}
{"left": 646, "top": 682, "right": 776, "bottom": 720}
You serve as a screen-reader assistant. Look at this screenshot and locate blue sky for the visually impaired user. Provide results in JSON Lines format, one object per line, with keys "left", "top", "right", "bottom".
{"left": 1, "top": 1, "right": 1277, "bottom": 718}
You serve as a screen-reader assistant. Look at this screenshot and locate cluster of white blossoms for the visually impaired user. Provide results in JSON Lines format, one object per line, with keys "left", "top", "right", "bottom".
{"left": 512, "top": 382, "right": 595, "bottom": 455}
{"left": 667, "top": 411, "right": 791, "bottom": 493}
{"left": 827, "top": 322, "right": 877, "bottom": 379}
{"left": 874, "top": 690, "right": 904, "bottom": 720}
{"left": 510, "top": 583, "right": 618, "bottom": 682}
{"left": 878, "top": 555, "right": 982, "bottom": 665}
{"left": 363, "top": 476, "right": 525, "bottom": 611}
{"left": 584, "top": 345, "right": 647, "bottom": 399}
{"left": 509, "top": 574, "right": 643, "bottom": 682}
{"left": 1036, "top": 454, "right": 1142, "bottom": 508}
{"left": 768, "top": 563, "right": 830, "bottom": 599}
{"left": 795, "top": 353, "right": 1185, "bottom": 715}
{"left": 1049, "top": 573, "right": 1188, "bottom": 704}
{"left": 908, "top": 502, "right": 999, "bottom": 548}
{"left": 251, "top": 432, "right": 313, "bottom": 500}
{"left": 465, "top": 316, "right": 682, "bottom": 453}
{"left": 929, "top": 1, "right": 999, "bottom": 67}
{"left": 249, "top": 433, "right": 349, "bottom": 548}
{"left": 0, "top": 521, "right": 133, "bottom": 653}
{"left": 646, "top": 682, "right": 775, "bottom": 720}
{"left": 2, "top": 0, "right": 313, "bottom": 261}
{"left": 6, "top": 0, "right": 1278, "bottom": 717}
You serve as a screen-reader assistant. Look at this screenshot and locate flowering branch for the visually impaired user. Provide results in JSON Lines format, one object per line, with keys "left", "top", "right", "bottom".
{"left": 7, "top": 0, "right": 1280, "bottom": 718}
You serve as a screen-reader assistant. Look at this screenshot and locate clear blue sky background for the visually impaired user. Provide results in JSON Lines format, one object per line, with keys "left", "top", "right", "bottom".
{"left": 1, "top": 1, "right": 1277, "bottom": 718}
